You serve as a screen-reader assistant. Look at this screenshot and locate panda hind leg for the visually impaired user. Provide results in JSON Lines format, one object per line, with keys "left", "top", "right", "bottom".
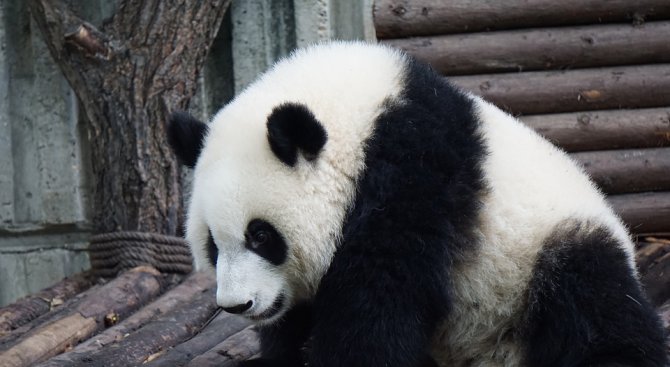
{"left": 520, "top": 223, "right": 668, "bottom": 367}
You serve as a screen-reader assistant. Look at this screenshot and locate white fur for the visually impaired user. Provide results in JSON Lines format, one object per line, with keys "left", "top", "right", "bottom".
{"left": 186, "top": 42, "right": 406, "bottom": 320}
{"left": 430, "top": 96, "right": 635, "bottom": 366}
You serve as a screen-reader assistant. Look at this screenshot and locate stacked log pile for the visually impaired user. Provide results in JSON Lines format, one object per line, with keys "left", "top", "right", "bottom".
{"left": 375, "top": 0, "right": 670, "bottom": 235}
{"left": 0, "top": 267, "right": 255, "bottom": 366}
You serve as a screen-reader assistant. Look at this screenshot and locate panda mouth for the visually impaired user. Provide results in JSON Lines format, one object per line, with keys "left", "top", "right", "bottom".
{"left": 248, "top": 293, "right": 285, "bottom": 321}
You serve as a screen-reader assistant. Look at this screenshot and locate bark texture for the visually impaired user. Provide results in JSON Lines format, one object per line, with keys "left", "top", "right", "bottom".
{"left": 28, "top": 0, "right": 231, "bottom": 234}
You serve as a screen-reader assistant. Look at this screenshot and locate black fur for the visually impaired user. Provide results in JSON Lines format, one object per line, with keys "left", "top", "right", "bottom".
{"left": 240, "top": 303, "right": 313, "bottom": 367}
{"left": 522, "top": 223, "right": 668, "bottom": 367}
{"left": 241, "top": 302, "right": 443, "bottom": 367}
{"left": 267, "top": 103, "right": 328, "bottom": 167}
{"left": 206, "top": 230, "right": 218, "bottom": 267}
{"left": 304, "top": 59, "right": 485, "bottom": 366}
{"left": 167, "top": 111, "right": 208, "bottom": 168}
{"left": 245, "top": 219, "right": 288, "bottom": 266}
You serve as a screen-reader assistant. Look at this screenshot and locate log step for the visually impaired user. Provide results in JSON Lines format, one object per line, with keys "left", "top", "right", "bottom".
{"left": 450, "top": 64, "right": 670, "bottom": 115}
{"left": 609, "top": 192, "right": 670, "bottom": 234}
{"left": 573, "top": 148, "right": 670, "bottom": 195}
{"left": 384, "top": 21, "right": 670, "bottom": 75}
{"left": 520, "top": 108, "right": 670, "bottom": 152}
{"left": 374, "top": 0, "right": 670, "bottom": 38}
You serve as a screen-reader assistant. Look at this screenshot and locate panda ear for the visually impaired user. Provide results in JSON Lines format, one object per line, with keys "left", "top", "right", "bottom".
{"left": 266, "top": 103, "right": 328, "bottom": 167}
{"left": 167, "top": 111, "right": 208, "bottom": 168}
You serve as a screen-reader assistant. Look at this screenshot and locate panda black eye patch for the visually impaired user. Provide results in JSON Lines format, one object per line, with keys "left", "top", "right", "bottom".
{"left": 245, "top": 219, "right": 287, "bottom": 265}
{"left": 206, "top": 229, "right": 218, "bottom": 268}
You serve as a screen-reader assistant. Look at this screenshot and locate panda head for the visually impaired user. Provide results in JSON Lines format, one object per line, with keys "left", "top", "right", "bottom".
{"left": 168, "top": 42, "right": 406, "bottom": 323}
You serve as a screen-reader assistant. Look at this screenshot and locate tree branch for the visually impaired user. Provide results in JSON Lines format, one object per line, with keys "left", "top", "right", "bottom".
{"left": 64, "top": 22, "right": 113, "bottom": 60}
{"left": 28, "top": 0, "right": 114, "bottom": 63}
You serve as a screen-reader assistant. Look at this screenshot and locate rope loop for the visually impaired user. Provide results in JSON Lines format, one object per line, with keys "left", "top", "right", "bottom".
{"left": 89, "top": 231, "right": 193, "bottom": 277}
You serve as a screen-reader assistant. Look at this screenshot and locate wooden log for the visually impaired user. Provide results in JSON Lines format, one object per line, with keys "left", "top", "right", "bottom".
{"left": 449, "top": 64, "right": 670, "bottom": 115}
{"left": 0, "top": 314, "right": 97, "bottom": 367}
{"left": 0, "top": 284, "right": 102, "bottom": 347}
{"left": 639, "top": 233, "right": 670, "bottom": 239}
{"left": 520, "top": 108, "right": 670, "bottom": 152}
{"left": 636, "top": 238, "right": 670, "bottom": 272}
{"left": 0, "top": 272, "right": 182, "bottom": 347}
{"left": 37, "top": 271, "right": 215, "bottom": 366}
{"left": 385, "top": 22, "right": 670, "bottom": 76}
{"left": 0, "top": 272, "right": 95, "bottom": 337}
{"left": 637, "top": 242, "right": 670, "bottom": 306}
{"left": 572, "top": 148, "right": 670, "bottom": 195}
{"left": 186, "top": 326, "right": 260, "bottom": 367}
{"left": 0, "top": 266, "right": 165, "bottom": 367}
{"left": 657, "top": 300, "right": 670, "bottom": 332}
{"left": 608, "top": 192, "right": 670, "bottom": 234}
{"left": 57, "top": 288, "right": 220, "bottom": 367}
{"left": 144, "top": 312, "right": 250, "bottom": 367}
{"left": 374, "top": 0, "right": 670, "bottom": 38}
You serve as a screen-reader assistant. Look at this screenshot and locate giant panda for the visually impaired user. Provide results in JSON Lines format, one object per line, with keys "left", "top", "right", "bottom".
{"left": 168, "top": 42, "right": 667, "bottom": 367}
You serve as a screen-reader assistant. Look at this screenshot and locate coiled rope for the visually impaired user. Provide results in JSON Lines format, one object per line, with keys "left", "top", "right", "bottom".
{"left": 89, "top": 232, "right": 193, "bottom": 278}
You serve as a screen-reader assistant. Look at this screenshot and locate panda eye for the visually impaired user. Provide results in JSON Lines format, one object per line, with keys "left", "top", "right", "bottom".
{"left": 245, "top": 219, "right": 287, "bottom": 265}
{"left": 253, "top": 231, "right": 269, "bottom": 247}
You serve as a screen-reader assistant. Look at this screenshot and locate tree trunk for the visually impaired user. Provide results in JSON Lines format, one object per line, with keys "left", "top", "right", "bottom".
{"left": 27, "top": 0, "right": 231, "bottom": 235}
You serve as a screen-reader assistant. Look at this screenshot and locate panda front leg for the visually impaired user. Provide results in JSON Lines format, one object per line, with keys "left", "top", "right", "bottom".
{"left": 238, "top": 303, "right": 312, "bottom": 367}
{"left": 306, "top": 241, "right": 450, "bottom": 367}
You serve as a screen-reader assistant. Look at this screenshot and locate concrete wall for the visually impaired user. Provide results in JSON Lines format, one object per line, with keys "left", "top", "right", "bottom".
{"left": 230, "top": 0, "right": 375, "bottom": 93}
{"left": 0, "top": 0, "right": 373, "bottom": 306}
{"left": 0, "top": 0, "right": 92, "bottom": 306}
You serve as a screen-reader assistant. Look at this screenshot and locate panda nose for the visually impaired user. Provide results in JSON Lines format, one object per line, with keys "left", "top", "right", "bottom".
{"left": 222, "top": 300, "right": 253, "bottom": 314}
